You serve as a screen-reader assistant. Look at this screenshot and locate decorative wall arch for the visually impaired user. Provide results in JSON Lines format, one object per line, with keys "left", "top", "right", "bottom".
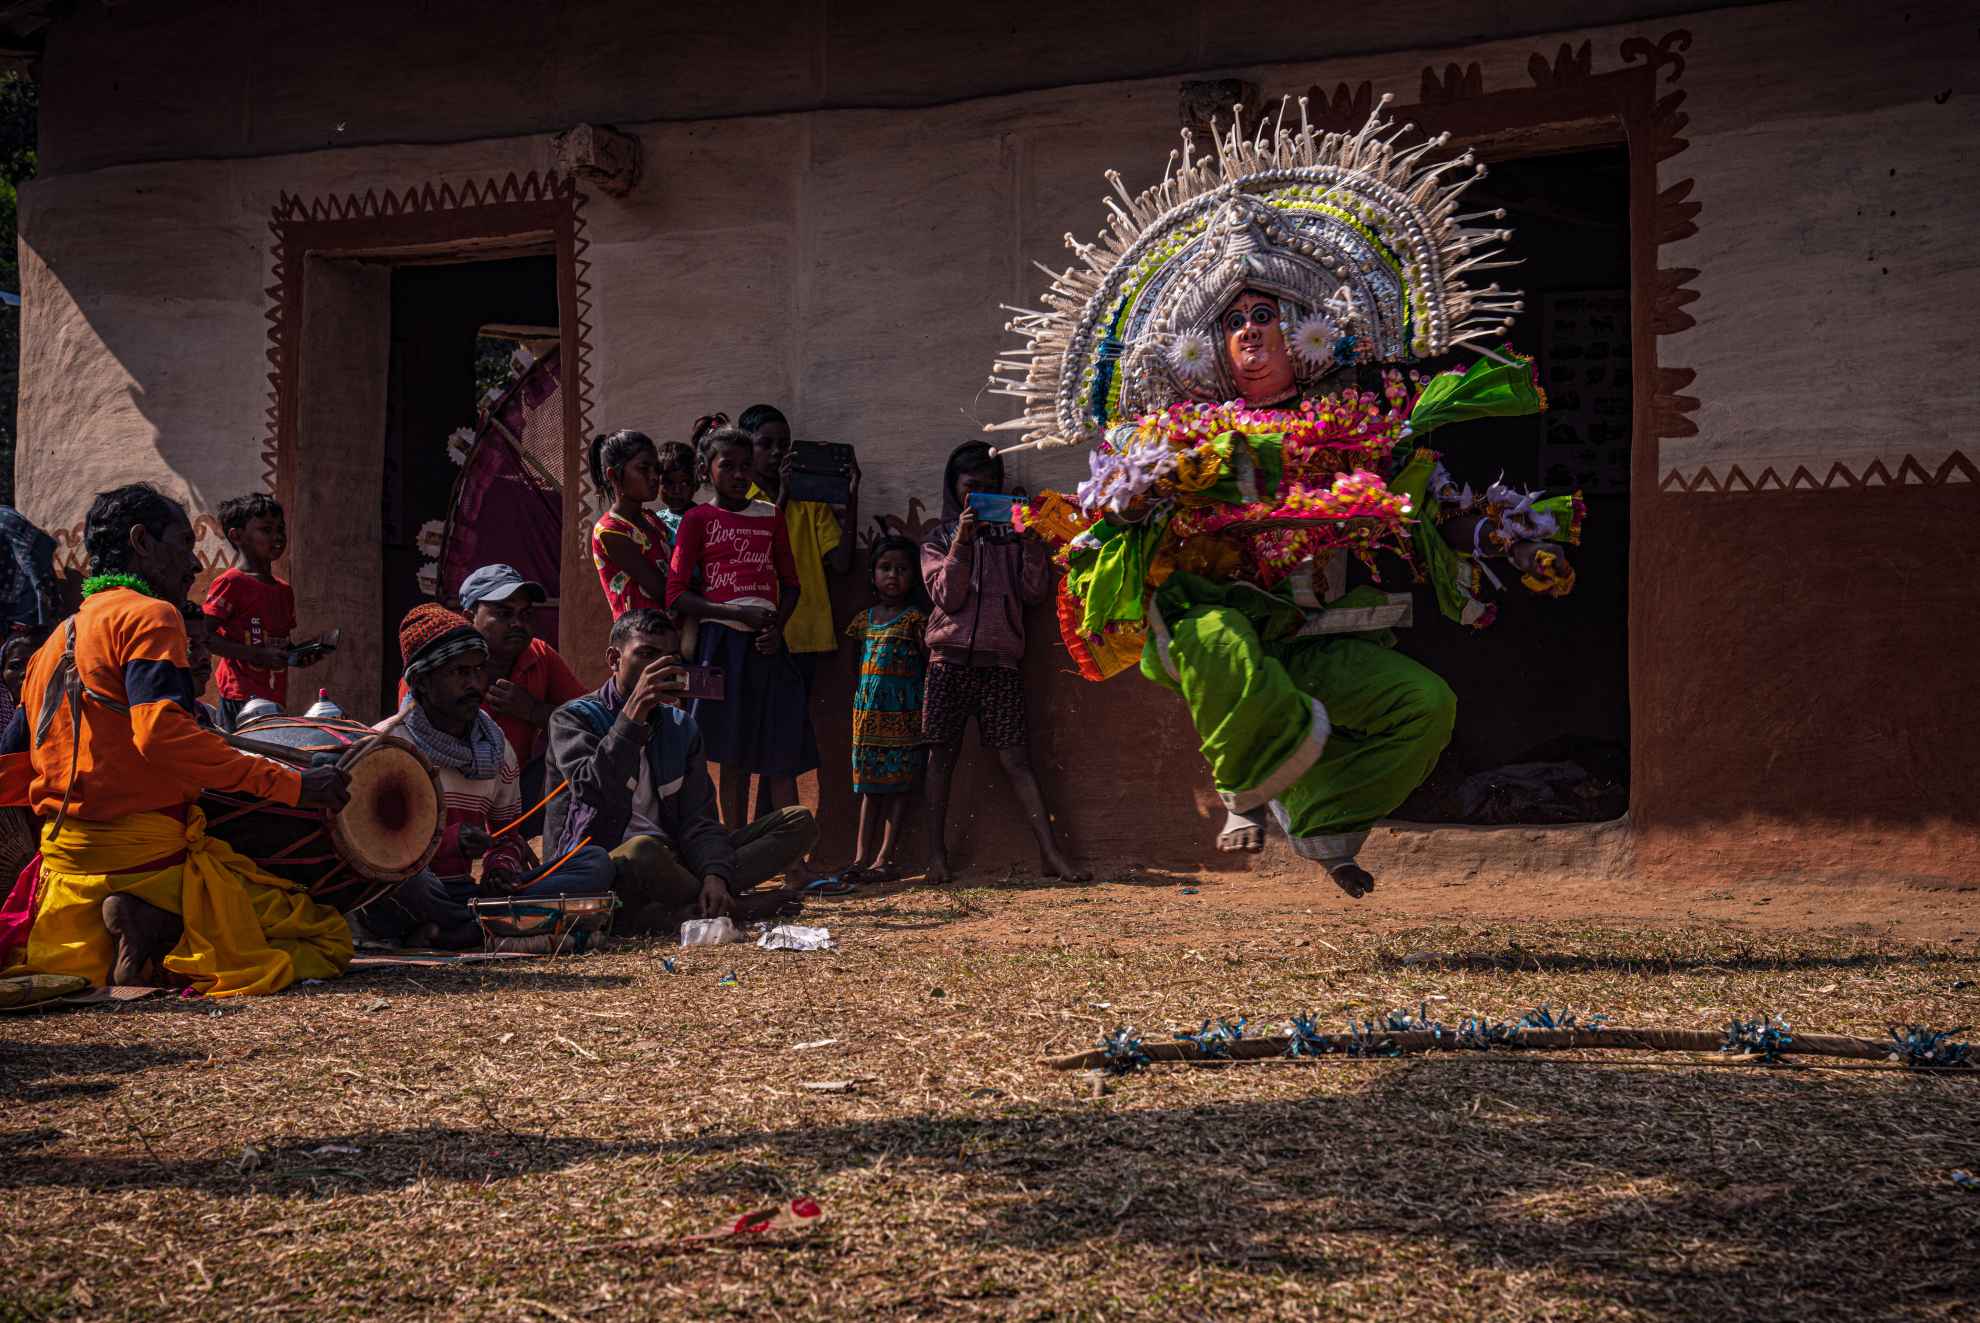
{"left": 1292, "top": 28, "right": 1701, "bottom": 501}
{"left": 255, "top": 169, "right": 595, "bottom": 709}
{"left": 262, "top": 170, "right": 595, "bottom": 509}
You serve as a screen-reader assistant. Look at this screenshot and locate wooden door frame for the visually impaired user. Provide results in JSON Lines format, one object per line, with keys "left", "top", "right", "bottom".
{"left": 1281, "top": 30, "right": 1700, "bottom": 823}
{"left": 262, "top": 172, "right": 596, "bottom": 659}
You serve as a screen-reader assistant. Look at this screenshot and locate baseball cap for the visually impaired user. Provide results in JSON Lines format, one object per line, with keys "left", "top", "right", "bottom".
{"left": 457, "top": 564, "right": 548, "bottom": 613}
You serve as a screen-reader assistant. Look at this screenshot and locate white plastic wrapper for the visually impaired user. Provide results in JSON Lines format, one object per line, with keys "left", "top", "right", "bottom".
{"left": 679, "top": 917, "right": 739, "bottom": 946}
{"left": 756, "top": 924, "right": 836, "bottom": 952}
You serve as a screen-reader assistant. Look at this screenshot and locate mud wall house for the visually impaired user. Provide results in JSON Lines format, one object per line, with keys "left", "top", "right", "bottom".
{"left": 4, "top": 1, "right": 1973, "bottom": 887}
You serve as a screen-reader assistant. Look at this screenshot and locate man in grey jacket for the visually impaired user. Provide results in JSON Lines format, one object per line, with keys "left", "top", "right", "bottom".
{"left": 544, "top": 609, "right": 816, "bottom": 931}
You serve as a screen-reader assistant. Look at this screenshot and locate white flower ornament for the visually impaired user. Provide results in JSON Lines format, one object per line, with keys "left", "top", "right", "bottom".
{"left": 1289, "top": 312, "right": 1341, "bottom": 371}
{"left": 1166, "top": 331, "right": 1217, "bottom": 382}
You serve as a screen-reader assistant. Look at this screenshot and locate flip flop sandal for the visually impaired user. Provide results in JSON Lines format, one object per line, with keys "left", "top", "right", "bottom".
{"left": 801, "top": 875, "right": 855, "bottom": 896}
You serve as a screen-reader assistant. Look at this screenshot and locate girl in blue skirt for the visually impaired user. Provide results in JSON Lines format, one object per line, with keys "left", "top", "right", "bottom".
{"left": 666, "top": 426, "right": 816, "bottom": 830}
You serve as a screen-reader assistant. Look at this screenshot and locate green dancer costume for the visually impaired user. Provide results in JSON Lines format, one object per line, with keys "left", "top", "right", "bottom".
{"left": 1143, "top": 574, "right": 1454, "bottom": 867}
{"left": 983, "top": 97, "right": 1584, "bottom": 895}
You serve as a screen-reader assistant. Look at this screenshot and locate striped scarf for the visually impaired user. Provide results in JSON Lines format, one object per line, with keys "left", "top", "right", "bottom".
{"left": 397, "top": 700, "right": 506, "bottom": 781}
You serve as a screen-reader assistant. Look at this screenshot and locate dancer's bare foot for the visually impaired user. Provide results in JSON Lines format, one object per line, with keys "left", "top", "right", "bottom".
{"left": 1216, "top": 809, "right": 1268, "bottom": 854}
{"left": 925, "top": 853, "right": 953, "bottom": 885}
{"left": 1041, "top": 849, "right": 1092, "bottom": 882}
{"left": 101, "top": 894, "right": 181, "bottom": 986}
{"left": 1326, "top": 862, "right": 1376, "bottom": 899}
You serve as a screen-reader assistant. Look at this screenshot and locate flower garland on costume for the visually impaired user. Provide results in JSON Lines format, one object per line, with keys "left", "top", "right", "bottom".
{"left": 1075, "top": 373, "right": 1421, "bottom": 519}
{"left": 80, "top": 573, "right": 155, "bottom": 600}
{"left": 1167, "top": 468, "right": 1417, "bottom": 588}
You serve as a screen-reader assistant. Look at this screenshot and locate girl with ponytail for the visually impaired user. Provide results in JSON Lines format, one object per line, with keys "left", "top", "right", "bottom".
{"left": 587, "top": 429, "right": 669, "bottom": 620}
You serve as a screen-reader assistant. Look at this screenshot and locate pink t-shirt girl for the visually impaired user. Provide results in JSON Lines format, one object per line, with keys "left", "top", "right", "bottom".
{"left": 666, "top": 499, "right": 799, "bottom": 627}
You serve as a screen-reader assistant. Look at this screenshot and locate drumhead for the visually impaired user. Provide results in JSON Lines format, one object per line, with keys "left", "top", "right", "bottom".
{"left": 230, "top": 713, "right": 369, "bottom": 765}
{"left": 329, "top": 735, "right": 444, "bottom": 882}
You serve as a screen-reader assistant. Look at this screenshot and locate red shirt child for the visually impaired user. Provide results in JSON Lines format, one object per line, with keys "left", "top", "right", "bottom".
{"left": 203, "top": 567, "right": 296, "bottom": 706}
{"left": 201, "top": 494, "right": 327, "bottom": 710}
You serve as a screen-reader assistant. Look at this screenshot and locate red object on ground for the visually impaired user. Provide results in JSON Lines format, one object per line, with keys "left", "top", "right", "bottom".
{"left": 687, "top": 1197, "right": 825, "bottom": 1245}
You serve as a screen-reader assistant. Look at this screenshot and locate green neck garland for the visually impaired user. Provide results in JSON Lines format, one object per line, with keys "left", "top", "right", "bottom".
{"left": 81, "top": 572, "right": 156, "bottom": 600}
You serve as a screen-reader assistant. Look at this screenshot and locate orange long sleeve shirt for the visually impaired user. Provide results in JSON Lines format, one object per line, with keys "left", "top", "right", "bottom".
{"left": 21, "top": 587, "right": 302, "bottom": 821}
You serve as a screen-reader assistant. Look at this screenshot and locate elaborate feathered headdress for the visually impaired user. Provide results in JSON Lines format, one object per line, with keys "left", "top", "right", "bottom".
{"left": 986, "top": 94, "right": 1524, "bottom": 454}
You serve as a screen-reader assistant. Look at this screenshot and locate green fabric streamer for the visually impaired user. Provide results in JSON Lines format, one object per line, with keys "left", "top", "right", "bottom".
{"left": 1411, "top": 517, "right": 1479, "bottom": 626}
{"left": 1385, "top": 449, "right": 1478, "bottom": 627}
{"left": 1532, "top": 492, "right": 1581, "bottom": 544}
{"left": 1406, "top": 356, "right": 1545, "bottom": 438}
{"left": 80, "top": 573, "right": 155, "bottom": 600}
{"left": 1199, "top": 431, "right": 1286, "bottom": 506}
{"left": 1065, "top": 516, "right": 1167, "bottom": 637}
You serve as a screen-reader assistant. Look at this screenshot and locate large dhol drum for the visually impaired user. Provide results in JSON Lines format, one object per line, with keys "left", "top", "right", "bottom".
{"left": 201, "top": 714, "right": 444, "bottom": 912}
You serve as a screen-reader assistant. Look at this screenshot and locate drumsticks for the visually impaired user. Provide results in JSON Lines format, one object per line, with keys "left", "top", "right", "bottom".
{"left": 532, "top": 835, "right": 593, "bottom": 884}
{"left": 490, "top": 779, "right": 571, "bottom": 840}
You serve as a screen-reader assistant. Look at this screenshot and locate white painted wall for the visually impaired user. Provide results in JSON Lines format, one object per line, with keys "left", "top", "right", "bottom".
{"left": 15, "top": 0, "right": 1974, "bottom": 573}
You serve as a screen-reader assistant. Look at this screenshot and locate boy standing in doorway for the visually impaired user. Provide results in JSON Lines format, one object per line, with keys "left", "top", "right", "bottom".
{"left": 202, "top": 494, "right": 327, "bottom": 727}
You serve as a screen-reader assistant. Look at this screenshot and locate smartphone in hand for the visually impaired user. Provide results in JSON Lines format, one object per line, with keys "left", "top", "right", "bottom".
{"left": 966, "top": 492, "right": 1017, "bottom": 524}
{"left": 659, "top": 664, "right": 726, "bottom": 702}
{"left": 287, "top": 627, "right": 342, "bottom": 668}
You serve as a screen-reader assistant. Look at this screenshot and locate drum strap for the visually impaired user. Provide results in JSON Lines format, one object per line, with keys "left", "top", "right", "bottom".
{"left": 32, "top": 616, "right": 132, "bottom": 842}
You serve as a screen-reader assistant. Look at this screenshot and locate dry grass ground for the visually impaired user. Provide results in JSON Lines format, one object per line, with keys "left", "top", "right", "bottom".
{"left": 5, "top": 869, "right": 1979, "bottom": 1321}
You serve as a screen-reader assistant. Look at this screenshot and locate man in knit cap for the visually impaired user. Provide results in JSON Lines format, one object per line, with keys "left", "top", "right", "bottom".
{"left": 353, "top": 604, "right": 614, "bottom": 949}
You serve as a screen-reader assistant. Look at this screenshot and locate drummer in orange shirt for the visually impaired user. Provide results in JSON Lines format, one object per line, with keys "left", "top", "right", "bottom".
{"left": 1, "top": 485, "right": 353, "bottom": 992}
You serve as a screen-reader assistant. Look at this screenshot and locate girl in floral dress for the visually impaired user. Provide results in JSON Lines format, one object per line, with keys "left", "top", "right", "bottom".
{"left": 588, "top": 429, "right": 670, "bottom": 621}
{"left": 842, "top": 535, "right": 927, "bottom": 882}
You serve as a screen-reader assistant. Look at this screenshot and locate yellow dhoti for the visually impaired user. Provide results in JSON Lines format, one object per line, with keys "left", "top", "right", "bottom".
{"left": 13, "top": 807, "right": 351, "bottom": 996}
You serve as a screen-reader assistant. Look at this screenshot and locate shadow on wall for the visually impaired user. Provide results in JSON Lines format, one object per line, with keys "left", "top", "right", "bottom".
{"left": 799, "top": 477, "right": 1980, "bottom": 880}
{"left": 794, "top": 513, "right": 1233, "bottom": 877}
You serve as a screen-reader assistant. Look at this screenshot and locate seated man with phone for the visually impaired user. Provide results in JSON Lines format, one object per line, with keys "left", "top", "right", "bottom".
{"left": 543, "top": 608, "right": 818, "bottom": 932}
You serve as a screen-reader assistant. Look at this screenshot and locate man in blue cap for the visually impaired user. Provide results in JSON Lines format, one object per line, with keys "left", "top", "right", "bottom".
{"left": 414, "top": 565, "right": 588, "bottom": 828}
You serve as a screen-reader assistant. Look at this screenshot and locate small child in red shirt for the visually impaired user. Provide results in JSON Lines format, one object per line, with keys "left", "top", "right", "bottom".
{"left": 202, "top": 494, "right": 328, "bottom": 728}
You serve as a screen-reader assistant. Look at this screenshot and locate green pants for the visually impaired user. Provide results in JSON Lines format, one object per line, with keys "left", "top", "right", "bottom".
{"left": 609, "top": 806, "right": 819, "bottom": 919}
{"left": 1146, "top": 594, "right": 1454, "bottom": 864}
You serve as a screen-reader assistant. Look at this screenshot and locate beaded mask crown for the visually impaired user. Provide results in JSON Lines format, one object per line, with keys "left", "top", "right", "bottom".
{"left": 986, "top": 94, "right": 1524, "bottom": 454}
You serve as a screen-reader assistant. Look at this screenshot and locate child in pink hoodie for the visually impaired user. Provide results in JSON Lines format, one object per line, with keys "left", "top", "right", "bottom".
{"left": 920, "top": 442, "right": 1086, "bottom": 884}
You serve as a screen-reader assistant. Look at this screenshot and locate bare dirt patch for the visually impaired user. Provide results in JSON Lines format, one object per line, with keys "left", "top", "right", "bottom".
{"left": 5, "top": 871, "right": 1978, "bottom": 1319}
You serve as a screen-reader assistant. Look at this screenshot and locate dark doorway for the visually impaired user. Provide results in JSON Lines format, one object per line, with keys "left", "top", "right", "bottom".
{"left": 1385, "top": 146, "right": 1631, "bottom": 825}
{"left": 380, "top": 254, "right": 558, "bottom": 708}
